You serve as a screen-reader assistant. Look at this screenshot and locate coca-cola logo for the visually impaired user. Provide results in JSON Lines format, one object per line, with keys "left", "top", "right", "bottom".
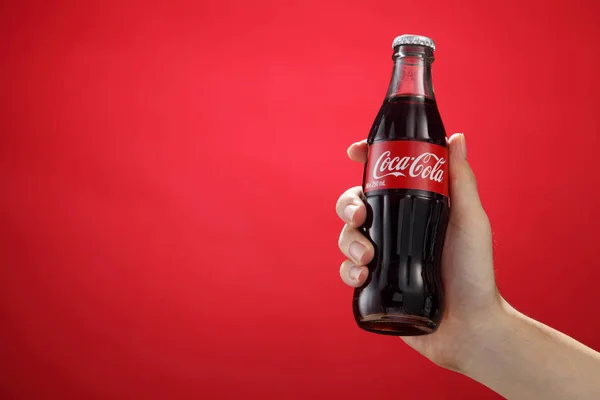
{"left": 372, "top": 151, "right": 446, "bottom": 182}
{"left": 364, "top": 141, "right": 448, "bottom": 196}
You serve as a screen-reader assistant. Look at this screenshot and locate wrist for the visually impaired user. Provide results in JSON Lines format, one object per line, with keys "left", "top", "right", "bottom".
{"left": 453, "top": 298, "right": 600, "bottom": 400}
{"left": 454, "top": 297, "right": 518, "bottom": 375}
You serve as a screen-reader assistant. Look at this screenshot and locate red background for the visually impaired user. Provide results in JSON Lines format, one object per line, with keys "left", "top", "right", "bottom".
{"left": 2, "top": 1, "right": 600, "bottom": 399}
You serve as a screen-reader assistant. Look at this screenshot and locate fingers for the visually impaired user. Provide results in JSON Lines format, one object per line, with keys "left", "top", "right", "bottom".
{"left": 340, "top": 260, "right": 369, "bottom": 287}
{"left": 338, "top": 224, "right": 374, "bottom": 266}
{"left": 447, "top": 133, "right": 484, "bottom": 216}
{"left": 335, "top": 186, "right": 367, "bottom": 228}
{"left": 337, "top": 140, "right": 370, "bottom": 289}
{"left": 336, "top": 183, "right": 372, "bottom": 288}
{"left": 338, "top": 223, "right": 374, "bottom": 288}
{"left": 347, "top": 140, "right": 368, "bottom": 163}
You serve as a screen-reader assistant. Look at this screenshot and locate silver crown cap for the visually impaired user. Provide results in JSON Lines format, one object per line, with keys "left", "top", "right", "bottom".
{"left": 392, "top": 34, "right": 435, "bottom": 50}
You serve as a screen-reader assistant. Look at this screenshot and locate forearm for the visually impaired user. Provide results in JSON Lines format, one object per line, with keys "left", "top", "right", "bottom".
{"left": 460, "top": 302, "right": 600, "bottom": 399}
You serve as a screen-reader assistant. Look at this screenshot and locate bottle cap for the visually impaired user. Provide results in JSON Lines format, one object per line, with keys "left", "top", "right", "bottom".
{"left": 392, "top": 34, "right": 435, "bottom": 50}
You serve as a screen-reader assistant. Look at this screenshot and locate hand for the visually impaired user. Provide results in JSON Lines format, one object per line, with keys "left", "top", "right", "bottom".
{"left": 336, "top": 133, "right": 505, "bottom": 371}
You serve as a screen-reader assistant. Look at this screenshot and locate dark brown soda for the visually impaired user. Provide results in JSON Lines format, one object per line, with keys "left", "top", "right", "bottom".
{"left": 353, "top": 95, "right": 449, "bottom": 336}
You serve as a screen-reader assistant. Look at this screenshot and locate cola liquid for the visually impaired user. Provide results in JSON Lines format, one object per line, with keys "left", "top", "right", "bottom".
{"left": 353, "top": 35, "right": 449, "bottom": 336}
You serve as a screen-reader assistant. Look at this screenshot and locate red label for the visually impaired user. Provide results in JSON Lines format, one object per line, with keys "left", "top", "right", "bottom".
{"left": 364, "top": 141, "right": 449, "bottom": 196}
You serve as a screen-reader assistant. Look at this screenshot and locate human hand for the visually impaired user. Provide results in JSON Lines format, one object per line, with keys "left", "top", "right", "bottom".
{"left": 336, "top": 133, "right": 505, "bottom": 371}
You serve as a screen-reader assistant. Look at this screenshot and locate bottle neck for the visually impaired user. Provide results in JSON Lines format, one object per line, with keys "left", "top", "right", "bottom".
{"left": 386, "top": 45, "right": 435, "bottom": 100}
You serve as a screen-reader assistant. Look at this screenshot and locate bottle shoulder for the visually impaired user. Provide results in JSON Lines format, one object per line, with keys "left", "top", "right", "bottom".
{"left": 368, "top": 96, "right": 446, "bottom": 144}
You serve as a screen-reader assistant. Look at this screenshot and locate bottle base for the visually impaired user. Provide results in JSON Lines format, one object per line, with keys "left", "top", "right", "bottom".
{"left": 356, "top": 313, "right": 437, "bottom": 336}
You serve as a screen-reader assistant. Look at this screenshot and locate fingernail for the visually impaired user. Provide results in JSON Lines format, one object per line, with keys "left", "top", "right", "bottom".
{"left": 349, "top": 265, "right": 363, "bottom": 281}
{"left": 344, "top": 205, "right": 358, "bottom": 223}
{"left": 349, "top": 242, "right": 366, "bottom": 263}
{"left": 459, "top": 133, "right": 467, "bottom": 159}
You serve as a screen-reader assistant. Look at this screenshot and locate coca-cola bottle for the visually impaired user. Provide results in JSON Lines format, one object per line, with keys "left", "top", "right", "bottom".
{"left": 353, "top": 34, "right": 449, "bottom": 336}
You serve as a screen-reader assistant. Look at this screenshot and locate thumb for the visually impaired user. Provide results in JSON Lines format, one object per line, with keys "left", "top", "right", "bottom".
{"left": 447, "top": 134, "right": 483, "bottom": 215}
